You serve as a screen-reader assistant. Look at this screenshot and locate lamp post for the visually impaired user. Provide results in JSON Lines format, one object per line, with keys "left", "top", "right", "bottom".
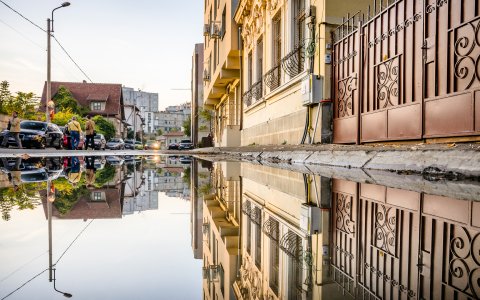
{"left": 46, "top": 2, "right": 71, "bottom": 123}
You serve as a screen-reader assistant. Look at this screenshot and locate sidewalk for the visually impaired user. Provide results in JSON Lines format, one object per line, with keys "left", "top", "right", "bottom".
{"left": 191, "top": 142, "right": 480, "bottom": 177}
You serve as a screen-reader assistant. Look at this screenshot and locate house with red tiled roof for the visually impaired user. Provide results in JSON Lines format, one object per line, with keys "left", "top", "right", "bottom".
{"left": 41, "top": 81, "right": 126, "bottom": 137}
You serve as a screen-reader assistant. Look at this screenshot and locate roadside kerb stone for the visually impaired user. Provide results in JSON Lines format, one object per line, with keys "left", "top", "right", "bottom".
{"left": 304, "top": 150, "right": 378, "bottom": 169}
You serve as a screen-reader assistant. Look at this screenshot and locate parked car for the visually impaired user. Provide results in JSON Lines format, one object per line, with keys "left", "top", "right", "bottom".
{"left": 135, "top": 141, "right": 144, "bottom": 150}
{"left": 124, "top": 139, "right": 135, "bottom": 150}
{"left": 106, "top": 155, "right": 124, "bottom": 165}
{"left": 0, "top": 121, "right": 63, "bottom": 149}
{"left": 106, "top": 138, "right": 125, "bottom": 150}
{"left": 59, "top": 126, "right": 85, "bottom": 150}
{"left": 178, "top": 139, "right": 194, "bottom": 150}
{"left": 167, "top": 142, "right": 179, "bottom": 150}
{"left": 93, "top": 134, "right": 106, "bottom": 150}
{"left": 145, "top": 140, "right": 160, "bottom": 150}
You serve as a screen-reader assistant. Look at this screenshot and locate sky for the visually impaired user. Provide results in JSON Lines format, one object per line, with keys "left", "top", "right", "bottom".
{"left": 0, "top": 0, "right": 203, "bottom": 110}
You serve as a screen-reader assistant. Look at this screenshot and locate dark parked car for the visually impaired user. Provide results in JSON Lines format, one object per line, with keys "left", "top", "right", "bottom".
{"left": 0, "top": 121, "right": 63, "bottom": 149}
{"left": 178, "top": 139, "right": 193, "bottom": 150}
{"left": 93, "top": 134, "right": 106, "bottom": 150}
{"left": 106, "top": 138, "right": 125, "bottom": 150}
{"left": 124, "top": 139, "right": 135, "bottom": 150}
{"left": 167, "top": 142, "right": 179, "bottom": 150}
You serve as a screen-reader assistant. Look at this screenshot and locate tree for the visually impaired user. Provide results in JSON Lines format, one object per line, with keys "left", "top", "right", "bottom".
{"left": 92, "top": 115, "right": 116, "bottom": 140}
{"left": 3, "top": 91, "right": 38, "bottom": 119}
{"left": 156, "top": 128, "right": 163, "bottom": 136}
{"left": 126, "top": 128, "right": 134, "bottom": 139}
{"left": 0, "top": 80, "right": 12, "bottom": 113}
{"left": 52, "top": 108, "right": 86, "bottom": 128}
{"left": 183, "top": 115, "right": 191, "bottom": 137}
{"left": 53, "top": 86, "right": 89, "bottom": 116}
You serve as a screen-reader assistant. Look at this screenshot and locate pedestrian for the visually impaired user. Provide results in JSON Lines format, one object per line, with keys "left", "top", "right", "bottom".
{"left": 67, "top": 116, "right": 82, "bottom": 150}
{"left": 1, "top": 111, "right": 22, "bottom": 149}
{"left": 84, "top": 115, "right": 95, "bottom": 150}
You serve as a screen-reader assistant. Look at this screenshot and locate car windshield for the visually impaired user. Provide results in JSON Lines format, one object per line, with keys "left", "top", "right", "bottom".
{"left": 94, "top": 135, "right": 103, "bottom": 139}
{"left": 180, "top": 140, "right": 191, "bottom": 143}
{"left": 109, "top": 139, "right": 122, "bottom": 143}
{"left": 20, "top": 122, "right": 47, "bottom": 131}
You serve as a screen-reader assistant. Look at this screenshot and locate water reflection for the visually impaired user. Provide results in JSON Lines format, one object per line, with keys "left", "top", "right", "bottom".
{"left": 190, "top": 159, "right": 480, "bottom": 300}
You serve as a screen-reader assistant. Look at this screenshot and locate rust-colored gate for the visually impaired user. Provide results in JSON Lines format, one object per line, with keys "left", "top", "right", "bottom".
{"left": 331, "top": 179, "right": 480, "bottom": 299}
{"left": 333, "top": 0, "right": 480, "bottom": 143}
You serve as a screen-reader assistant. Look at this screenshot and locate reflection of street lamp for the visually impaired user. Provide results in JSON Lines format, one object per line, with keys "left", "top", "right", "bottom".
{"left": 46, "top": 2, "right": 71, "bottom": 122}
{"left": 47, "top": 180, "right": 73, "bottom": 298}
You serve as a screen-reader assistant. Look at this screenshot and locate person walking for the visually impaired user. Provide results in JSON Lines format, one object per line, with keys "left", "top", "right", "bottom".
{"left": 84, "top": 115, "right": 95, "bottom": 150}
{"left": 1, "top": 111, "right": 22, "bottom": 149}
{"left": 67, "top": 116, "right": 82, "bottom": 150}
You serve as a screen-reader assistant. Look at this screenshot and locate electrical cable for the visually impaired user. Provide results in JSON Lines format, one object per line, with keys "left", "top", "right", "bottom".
{"left": 0, "top": 269, "right": 48, "bottom": 300}
{"left": 51, "top": 35, "right": 94, "bottom": 83}
{"left": 54, "top": 219, "right": 94, "bottom": 266}
{"left": 0, "top": 0, "right": 46, "bottom": 33}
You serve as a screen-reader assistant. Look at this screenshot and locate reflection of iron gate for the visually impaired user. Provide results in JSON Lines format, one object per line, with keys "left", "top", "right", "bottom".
{"left": 333, "top": 0, "right": 480, "bottom": 143}
{"left": 331, "top": 179, "right": 480, "bottom": 299}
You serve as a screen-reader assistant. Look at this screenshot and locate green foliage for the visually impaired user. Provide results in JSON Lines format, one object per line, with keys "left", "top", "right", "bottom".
{"left": 199, "top": 183, "right": 213, "bottom": 196}
{"left": 52, "top": 108, "right": 86, "bottom": 128}
{"left": 53, "top": 86, "right": 89, "bottom": 116}
{"left": 199, "top": 108, "right": 212, "bottom": 122}
{"left": 52, "top": 177, "right": 88, "bottom": 215}
{"left": 92, "top": 115, "right": 115, "bottom": 140}
{"left": 183, "top": 115, "right": 191, "bottom": 137}
{"left": 0, "top": 80, "right": 11, "bottom": 113}
{"left": 127, "top": 128, "right": 134, "bottom": 139}
{"left": 0, "top": 183, "right": 44, "bottom": 221}
{"left": 94, "top": 165, "right": 116, "bottom": 187}
{"left": 156, "top": 128, "right": 163, "bottom": 136}
{"left": 183, "top": 166, "right": 191, "bottom": 185}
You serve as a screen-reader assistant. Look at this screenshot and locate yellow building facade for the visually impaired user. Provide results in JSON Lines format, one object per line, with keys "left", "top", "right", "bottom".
{"left": 203, "top": 0, "right": 242, "bottom": 147}
{"left": 234, "top": 0, "right": 370, "bottom": 146}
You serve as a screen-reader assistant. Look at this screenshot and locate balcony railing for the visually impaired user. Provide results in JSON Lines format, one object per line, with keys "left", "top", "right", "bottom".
{"left": 251, "top": 80, "right": 263, "bottom": 101}
{"left": 242, "top": 89, "right": 252, "bottom": 107}
{"left": 264, "top": 64, "right": 281, "bottom": 90}
{"left": 281, "top": 44, "right": 305, "bottom": 78}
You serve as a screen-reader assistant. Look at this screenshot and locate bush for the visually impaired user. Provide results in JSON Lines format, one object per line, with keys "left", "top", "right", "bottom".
{"left": 92, "top": 115, "right": 116, "bottom": 140}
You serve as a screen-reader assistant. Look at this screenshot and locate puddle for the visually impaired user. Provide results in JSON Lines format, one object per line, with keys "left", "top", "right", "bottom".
{"left": 0, "top": 155, "right": 479, "bottom": 299}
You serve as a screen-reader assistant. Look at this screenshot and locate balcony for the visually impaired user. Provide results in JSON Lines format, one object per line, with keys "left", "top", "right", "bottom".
{"left": 281, "top": 44, "right": 305, "bottom": 78}
{"left": 242, "top": 79, "right": 263, "bottom": 108}
{"left": 264, "top": 64, "right": 281, "bottom": 91}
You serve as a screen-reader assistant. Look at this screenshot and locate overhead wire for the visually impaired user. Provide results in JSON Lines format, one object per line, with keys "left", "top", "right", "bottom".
{"left": 0, "top": 0, "right": 93, "bottom": 82}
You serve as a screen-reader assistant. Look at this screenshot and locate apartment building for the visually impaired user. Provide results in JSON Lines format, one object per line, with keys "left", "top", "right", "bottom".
{"left": 203, "top": 0, "right": 242, "bottom": 147}
{"left": 234, "top": 0, "right": 370, "bottom": 145}
{"left": 122, "top": 87, "right": 159, "bottom": 134}
{"left": 154, "top": 103, "right": 191, "bottom": 134}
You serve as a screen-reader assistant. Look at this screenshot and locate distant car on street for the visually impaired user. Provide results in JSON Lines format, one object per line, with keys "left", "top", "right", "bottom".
{"left": 106, "top": 138, "right": 125, "bottom": 150}
{"left": 0, "top": 121, "right": 63, "bottom": 149}
{"left": 93, "top": 134, "right": 106, "bottom": 150}
{"left": 106, "top": 155, "right": 124, "bottom": 165}
{"left": 178, "top": 139, "right": 193, "bottom": 150}
{"left": 167, "top": 142, "right": 179, "bottom": 150}
{"left": 135, "top": 141, "right": 144, "bottom": 150}
{"left": 145, "top": 140, "right": 160, "bottom": 150}
{"left": 124, "top": 139, "right": 135, "bottom": 150}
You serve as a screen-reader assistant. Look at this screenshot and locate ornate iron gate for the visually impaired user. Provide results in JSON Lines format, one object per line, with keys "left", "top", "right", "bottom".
{"left": 333, "top": 0, "right": 480, "bottom": 143}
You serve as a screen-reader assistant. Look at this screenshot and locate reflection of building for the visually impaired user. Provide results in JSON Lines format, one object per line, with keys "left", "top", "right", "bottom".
{"left": 202, "top": 162, "right": 241, "bottom": 300}
{"left": 234, "top": 163, "right": 330, "bottom": 299}
{"left": 122, "top": 165, "right": 159, "bottom": 215}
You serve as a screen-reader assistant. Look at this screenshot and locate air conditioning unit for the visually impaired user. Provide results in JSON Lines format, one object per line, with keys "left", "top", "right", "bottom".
{"left": 209, "top": 265, "right": 220, "bottom": 281}
{"left": 202, "top": 267, "right": 209, "bottom": 279}
{"left": 203, "top": 69, "right": 210, "bottom": 82}
{"left": 203, "top": 24, "right": 211, "bottom": 36}
{"left": 210, "top": 22, "right": 221, "bottom": 39}
{"left": 301, "top": 74, "right": 324, "bottom": 106}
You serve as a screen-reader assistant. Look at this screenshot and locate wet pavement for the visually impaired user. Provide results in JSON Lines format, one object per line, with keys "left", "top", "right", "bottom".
{"left": 0, "top": 154, "right": 479, "bottom": 299}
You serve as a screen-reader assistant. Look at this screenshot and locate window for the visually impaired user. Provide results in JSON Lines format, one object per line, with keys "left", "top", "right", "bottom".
{"left": 254, "top": 207, "right": 262, "bottom": 268}
{"left": 91, "top": 192, "right": 105, "bottom": 202}
{"left": 287, "top": 231, "right": 303, "bottom": 299}
{"left": 269, "top": 218, "right": 280, "bottom": 295}
{"left": 293, "top": 0, "right": 306, "bottom": 47}
{"left": 91, "top": 101, "right": 103, "bottom": 111}
{"left": 246, "top": 215, "right": 251, "bottom": 255}
{"left": 247, "top": 52, "right": 253, "bottom": 89}
{"left": 221, "top": 6, "right": 226, "bottom": 38}
{"left": 256, "top": 38, "right": 263, "bottom": 82}
{"left": 273, "top": 13, "right": 282, "bottom": 66}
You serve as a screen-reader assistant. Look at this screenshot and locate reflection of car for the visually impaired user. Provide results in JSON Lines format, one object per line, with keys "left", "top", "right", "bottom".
{"left": 178, "top": 139, "right": 193, "bottom": 150}
{"left": 179, "top": 156, "right": 192, "bottom": 164}
{"left": 94, "top": 157, "right": 106, "bottom": 169}
{"left": 94, "top": 134, "right": 106, "bottom": 150}
{"left": 145, "top": 140, "right": 160, "bottom": 150}
{"left": 106, "top": 156, "right": 124, "bottom": 165}
{"left": 106, "top": 138, "right": 125, "bottom": 150}
{"left": 0, "top": 121, "right": 63, "bottom": 149}
{"left": 168, "top": 143, "right": 179, "bottom": 150}
{"left": 59, "top": 126, "right": 84, "bottom": 150}
{"left": 124, "top": 155, "right": 134, "bottom": 161}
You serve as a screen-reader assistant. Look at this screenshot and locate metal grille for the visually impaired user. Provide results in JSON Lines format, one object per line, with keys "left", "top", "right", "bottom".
{"left": 280, "top": 230, "right": 303, "bottom": 258}
{"left": 251, "top": 80, "right": 263, "bottom": 101}
{"left": 293, "top": 0, "right": 306, "bottom": 47}
{"left": 281, "top": 45, "right": 305, "bottom": 78}
{"left": 263, "top": 217, "right": 280, "bottom": 242}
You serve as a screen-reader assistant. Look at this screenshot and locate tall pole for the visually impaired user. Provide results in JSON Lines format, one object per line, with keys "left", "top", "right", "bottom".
{"left": 46, "top": 19, "right": 51, "bottom": 123}
{"left": 47, "top": 180, "right": 53, "bottom": 282}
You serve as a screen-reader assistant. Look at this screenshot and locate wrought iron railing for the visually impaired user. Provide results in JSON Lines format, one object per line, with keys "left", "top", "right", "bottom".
{"left": 251, "top": 80, "right": 263, "bottom": 101}
{"left": 242, "top": 89, "right": 252, "bottom": 107}
{"left": 281, "top": 44, "right": 305, "bottom": 78}
{"left": 264, "top": 64, "right": 281, "bottom": 90}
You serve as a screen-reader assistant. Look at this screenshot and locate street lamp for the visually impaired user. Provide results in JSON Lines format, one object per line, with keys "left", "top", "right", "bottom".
{"left": 46, "top": 2, "right": 71, "bottom": 123}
